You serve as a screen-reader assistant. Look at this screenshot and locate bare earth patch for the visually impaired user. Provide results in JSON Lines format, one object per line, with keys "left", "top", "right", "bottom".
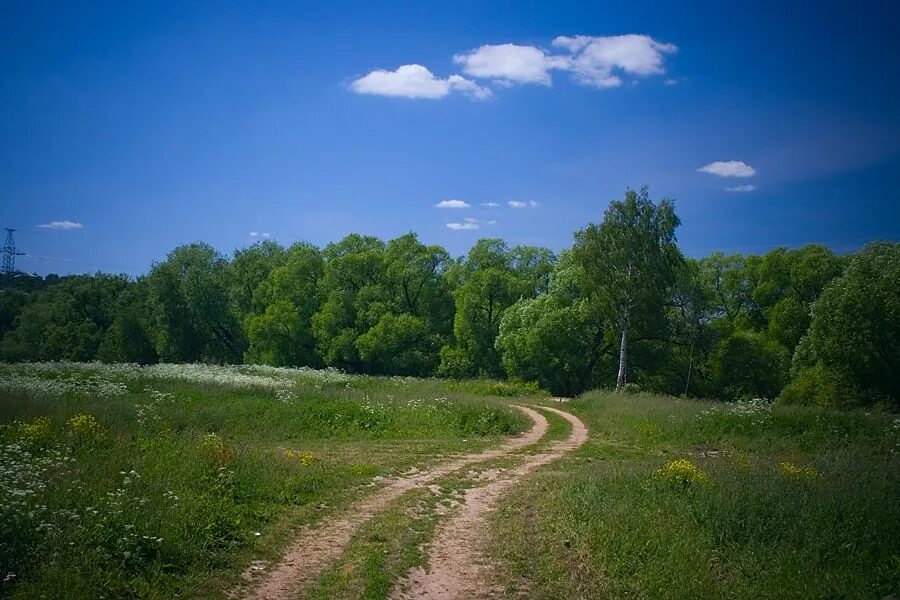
{"left": 234, "top": 405, "right": 549, "bottom": 600}
{"left": 392, "top": 404, "right": 588, "bottom": 600}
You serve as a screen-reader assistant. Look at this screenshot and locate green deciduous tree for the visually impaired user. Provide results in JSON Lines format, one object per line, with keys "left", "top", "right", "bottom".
{"left": 244, "top": 243, "right": 324, "bottom": 367}
{"left": 497, "top": 252, "right": 612, "bottom": 395}
{"left": 147, "top": 243, "right": 242, "bottom": 363}
{"left": 791, "top": 242, "right": 900, "bottom": 408}
{"left": 573, "top": 187, "right": 682, "bottom": 391}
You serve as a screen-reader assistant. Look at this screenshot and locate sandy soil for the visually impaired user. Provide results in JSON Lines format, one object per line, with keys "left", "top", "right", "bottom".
{"left": 391, "top": 404, "right": 588, "bottom": 600}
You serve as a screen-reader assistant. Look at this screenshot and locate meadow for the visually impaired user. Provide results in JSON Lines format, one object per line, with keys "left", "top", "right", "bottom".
{"left": 2, "top": 362, "right": 899, "bottom": 599}
{"left": 491, "top": 392, "right": 900, "bottom": 599}
{"left": 0, "top": 362, "right": 533, "bottom": 598}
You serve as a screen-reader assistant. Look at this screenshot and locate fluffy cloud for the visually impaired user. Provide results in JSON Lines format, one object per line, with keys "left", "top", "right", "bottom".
{"left": 481, "top": 202, "right": 500, "bottom": 208}
{"left": 435, "top": 199, "right": 471, "bottom": 209}
{"left": 453, "top": 44, "right": 567, "bottom": 85}
{"left": 352, "top": 34, "right": 677, "bottom": 101}
{"left": 38, "top": 220, "right": 82, "bottom": 230}
{"left": 508, "top": 200, "right": 540, "bottom": 208}
{"left": 249, "top": 231, "right": 271, "bottom": 238}
{"left": 350, "top": 64, "right": 491, "bottom": 100}
{"left": 698, "top": 160, "right": 757, "bottom": 178}
{"left": 726, "top": 184, "right": 756, "bottom": 193}
{"left": 552, "top": 35, "right": 677, "bottom": 88}
{"left": 452, "top": 35, "right": 676, "bottom": 89}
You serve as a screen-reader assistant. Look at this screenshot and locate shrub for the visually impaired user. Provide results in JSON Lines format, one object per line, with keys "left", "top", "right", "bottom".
{"left": 436, "top": 345, "right": 475, "bottom": 379}
{"left": 778, "top": 364, "right": 857, "bottom": 408}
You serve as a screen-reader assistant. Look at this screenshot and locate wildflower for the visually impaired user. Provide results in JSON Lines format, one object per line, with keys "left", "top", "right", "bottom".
{"left": 283, "top": 449, "right": 318, "bottom": 465}
{"left": 777, "top": 460, "right": 819, "bottom": 479}
{"left": 652, "top": 458, "right": 710, "bottom": 485}
{"left": 197, "top": 432, "right": 236, "bottom": 464}
{"left": 66, "top": 413, "right": 102, "bottom": 437}
{"left": 16, "top": 416, "right": 52, "bottom": 444}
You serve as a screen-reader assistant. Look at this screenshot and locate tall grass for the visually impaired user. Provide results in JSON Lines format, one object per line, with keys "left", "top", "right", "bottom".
{"left": 493, "top": 392, "right": 900, "bottom": 599}
{"left": 0, "top": 362, "right": 530, "bottom": 599}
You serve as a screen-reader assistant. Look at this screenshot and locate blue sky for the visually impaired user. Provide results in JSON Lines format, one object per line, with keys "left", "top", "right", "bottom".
{"left": 2, "top": 0, "right": 899, "bottom": 275}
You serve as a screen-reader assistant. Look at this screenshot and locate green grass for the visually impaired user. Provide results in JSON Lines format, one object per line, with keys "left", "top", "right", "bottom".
{"left": 490, "top": 392, "right": 900, "bottom": 599}
{"left": 0, "top": 362, "right": 532, "bottom": 599}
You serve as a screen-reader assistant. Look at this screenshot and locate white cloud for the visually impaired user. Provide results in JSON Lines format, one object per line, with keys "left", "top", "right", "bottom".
{"left": 435, "top": 199, "right": 471, "bottom": 209}
{"left": 446, "top": 222, "right": 479, "bottom": 230}
{"left": 453, "top": 44, "right": 567, "bottom": 85}
{"left": 726, "top": 184, "right": 756, "bottom": 193}
{"left": 552, "top": 35, "right": 677, "bottom": 88}
{"left": 446, "top": 217, "right": 497, "bottom": 231}
{"left": 353, "top": 34, "right": 676, "bottom": 102}
{"left": 698, "top": 160, "right": 757, "bottom": 178}
{"left": 508, "top": 200, "right": 540, "bottom": 208}
{"left": 481, "top": 202, "right": 500, "bottom": 207}
{"left": 452, "top": 35, "right": 676, "bottom": 89}
{"left": 38, "top": 220, "right": 82, "bottom": 230}
{"left": 350, "top": 64, "right": 491, "bottom": 100}
{"left": 250, "top": 231, "right": 271, "bottom": 238}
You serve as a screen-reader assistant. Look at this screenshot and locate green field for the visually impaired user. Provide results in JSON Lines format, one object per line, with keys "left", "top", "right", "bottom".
{"left": 1, "top": 362, "right": 898, "bottom": 599}
{"left": 0, "top": 362, "right": 533, "bottom": 598}
{"left": 491, "top": 392, "right": 900, "bottom": 599}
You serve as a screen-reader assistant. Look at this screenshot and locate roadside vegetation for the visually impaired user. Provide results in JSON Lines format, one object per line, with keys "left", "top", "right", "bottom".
{"left": 0, "top": 361, "right": 531, "bottom": 598}
{"left": 491, "top": 392, "right": 900, "bottom": 599}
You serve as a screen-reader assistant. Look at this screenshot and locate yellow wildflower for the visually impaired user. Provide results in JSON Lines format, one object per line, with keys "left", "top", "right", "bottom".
{"left": 653, "top": 458, "right": 710, "bottom": 485}
{"left": 777, "top": 460, "right": 819, "bottom": 479}
{"left": 66, "top": 413, "right": 102, "bottom": 436}
{"left": 18, "top": 416, "right": 52, "bottom": 443}
{"left": 283, "top": 449, "right": 318, "bottom": 466}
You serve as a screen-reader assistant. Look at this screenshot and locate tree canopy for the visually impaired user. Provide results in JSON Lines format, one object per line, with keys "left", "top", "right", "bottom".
{"left": 2, "top": 188, "right": 895, "bottom": 409}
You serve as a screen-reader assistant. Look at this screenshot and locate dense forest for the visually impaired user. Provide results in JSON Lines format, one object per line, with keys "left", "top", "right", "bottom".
{"left": 2, "top": 188, "right": 897, "bottom": 409}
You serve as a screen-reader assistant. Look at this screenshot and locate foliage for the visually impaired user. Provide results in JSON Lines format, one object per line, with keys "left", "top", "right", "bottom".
{"left": 0, "top": 195, "right": 893, "bottom": 408}
{"left": 793, "top": 242, "right": 900, "bottom": 408}
{"left": 572, "top": 187, "right": 682, "bottom": 390}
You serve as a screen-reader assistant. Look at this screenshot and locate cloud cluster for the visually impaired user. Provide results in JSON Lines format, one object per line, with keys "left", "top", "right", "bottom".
{"left": 250, "top": 231, "right": 271, "bottom": 238}
{"left": 437, "top": 198, "right": 539, "bottom": 231}
{"left": 697, "top": 160, "right": 759, "bottom": 192}
{"left": 351, "top": 34, "right": 676, "bottom": 100}
{"left": 39, "top": 220, "right": 82, "bottom": 230}
{"left": 350, "top": 64, "right": 491, "bottom": 100}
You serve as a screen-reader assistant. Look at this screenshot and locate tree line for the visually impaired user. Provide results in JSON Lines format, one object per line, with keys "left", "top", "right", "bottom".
{"left": 2, "top": 188, "right": 897, "bottom": 409}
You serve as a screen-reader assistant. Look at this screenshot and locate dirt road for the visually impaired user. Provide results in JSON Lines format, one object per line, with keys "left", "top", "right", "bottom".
{"left": 237, "top": 404, "right": 558, "bottom": 600}
{"left": 391, "top": 405, "right": 588, "bottom": 599}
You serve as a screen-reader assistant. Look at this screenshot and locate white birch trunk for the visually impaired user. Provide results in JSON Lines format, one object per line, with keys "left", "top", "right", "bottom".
{"left": 615, "top": 307, "right": 629, "bottom": 391}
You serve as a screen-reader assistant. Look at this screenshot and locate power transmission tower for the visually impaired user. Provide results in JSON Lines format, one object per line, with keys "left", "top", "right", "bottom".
{"left": 2, "top": 228, "right": 25, "bottom": 275}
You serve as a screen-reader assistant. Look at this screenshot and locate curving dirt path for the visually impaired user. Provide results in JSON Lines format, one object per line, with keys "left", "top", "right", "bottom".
{"left": 236, "top": 405, "right": 549, "bottom": 600}
{"left": 392, "top": 404, "right": 588, "bottom": 600}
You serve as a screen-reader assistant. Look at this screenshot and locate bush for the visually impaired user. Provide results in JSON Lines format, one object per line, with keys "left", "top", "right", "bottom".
{"left": 778, "top": 364, "right": 858, "bottom": 408}
{"left": 436, "top": 345, "right": 475, "bottom": 379}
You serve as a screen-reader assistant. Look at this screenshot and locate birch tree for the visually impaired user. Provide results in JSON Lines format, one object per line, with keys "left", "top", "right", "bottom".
{"left": 573, "top": 187, "right": 682, "bottom": 391}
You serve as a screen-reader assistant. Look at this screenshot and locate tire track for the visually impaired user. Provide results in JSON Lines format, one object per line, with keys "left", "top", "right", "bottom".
{"left": 235, "top": 405, "right": 549, "bottom": 600}
{"left": 392, "top": 404, "right": 588, "bottom": 600}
